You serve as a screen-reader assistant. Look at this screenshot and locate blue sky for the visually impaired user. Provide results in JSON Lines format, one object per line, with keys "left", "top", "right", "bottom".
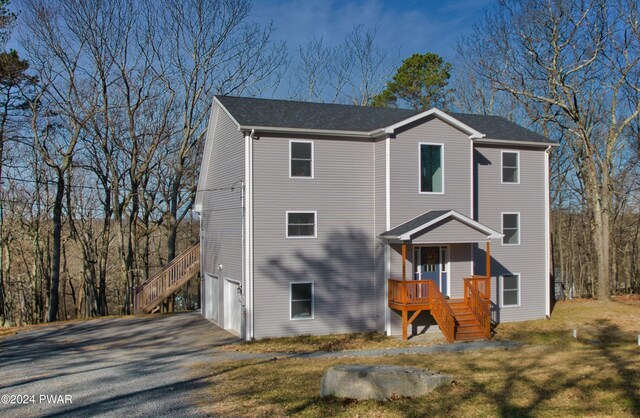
{"left": 251, "top": 0, "right": 496, "bottom": 61}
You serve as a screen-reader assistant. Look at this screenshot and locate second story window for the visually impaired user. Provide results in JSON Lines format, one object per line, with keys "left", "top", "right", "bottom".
{"left": 290, "top": 140, "right": 313, "bottom": 178}
{"left": 502, "top": 151, "right": 519, "bottom": 183}
{"left": 420, "top": 143, "right": 443, "bottom": 193}
{"left": 286, "top": 211, "right": 317, "bottom": 238}
{"left": 502, "top": 212, "right": 520, "bottom": 245}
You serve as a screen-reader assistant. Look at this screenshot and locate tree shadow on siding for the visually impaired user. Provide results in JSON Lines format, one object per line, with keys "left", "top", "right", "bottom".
{"left": 261, "top": 227, "right": 381, "bottom": 337}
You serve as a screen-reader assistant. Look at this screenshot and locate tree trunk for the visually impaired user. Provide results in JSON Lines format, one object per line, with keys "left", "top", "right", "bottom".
{"left": 47, "top": 173, "right": 65, "bottom": 322}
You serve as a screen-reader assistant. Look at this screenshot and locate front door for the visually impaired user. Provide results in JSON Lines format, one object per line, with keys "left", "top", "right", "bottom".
{"left": 414, "top": 246, "right": 447, "bottom": 296}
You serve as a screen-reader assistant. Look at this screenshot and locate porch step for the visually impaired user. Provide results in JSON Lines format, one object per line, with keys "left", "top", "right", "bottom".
{"left": 446, "top": 298, "right": 487, "bottom": 342}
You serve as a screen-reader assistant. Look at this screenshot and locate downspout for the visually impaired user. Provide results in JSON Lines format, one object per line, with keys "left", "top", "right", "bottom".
{"left": 544, "top": 145, "right": 551, "bottom": 318}
{"left": 243, "top": 129, "right": 255, "bottom": 340}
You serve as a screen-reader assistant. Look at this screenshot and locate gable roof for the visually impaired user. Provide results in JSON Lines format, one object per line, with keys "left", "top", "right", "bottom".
{"left": 215, "top": 95, "right": 556, "bottom": 145}
{"left": 217, "top": 95, "right": 418, "bottom": 132}
{"left": 380, "top": 209, "right": 503, "bottom": 241}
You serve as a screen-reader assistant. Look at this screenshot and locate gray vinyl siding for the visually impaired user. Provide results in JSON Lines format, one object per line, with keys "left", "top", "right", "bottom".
{"left": 252, "top": 134, "right": 377, "bottom": 338}
{"left": 474, "top": 145, "right": 547, "bottom": 322}
{"left": 390, "top": 116, "right": 472, "bottom": 228}
{"left": 410, "top": 218, "right": 489, "bottom": 244}
{"left": 374, "top": 138, "right": 387, "bottom": 332}
{"left": 200, "top": 106, "right": 244, "bottom": 325}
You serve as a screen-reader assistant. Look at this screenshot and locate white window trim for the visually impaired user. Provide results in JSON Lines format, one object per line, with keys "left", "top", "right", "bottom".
{"left": 501, "top": 150, "right": 520, "bottom": 184}
{"left": 500, "top": 273, "right": 521, "bottom": 307}
{"left": 501, "top": 212, "right": 520, "bottom": 246}
{"left": 289, "top": 139, "right": 314, "bottom": 179}
{"left": 285, "top": 210, "right": 317, "bottom": 239}
{"left": 418, "top": 142, "right": 445, "bottom": 195}
{"left": 290, "top": 281, "right": 314, "bottom": 320}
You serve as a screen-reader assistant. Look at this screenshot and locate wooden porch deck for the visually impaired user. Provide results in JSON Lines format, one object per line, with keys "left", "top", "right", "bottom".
{"left": 388, "top": 241, "right": 492, "bottom": 342}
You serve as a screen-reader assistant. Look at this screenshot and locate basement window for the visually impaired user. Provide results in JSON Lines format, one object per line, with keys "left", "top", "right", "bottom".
{"left": 290, "top": 282, "right": 314, "bottom": 319}
{"left": 501, "top": 274, "right": 520, "bottom": 307}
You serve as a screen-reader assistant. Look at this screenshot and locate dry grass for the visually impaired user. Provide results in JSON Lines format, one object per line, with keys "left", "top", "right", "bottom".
{"left": 219, "top": 331, "right": 444, "bottom": 353}
{"left": 193, "top": 300, "right": 640, "bottom": 417}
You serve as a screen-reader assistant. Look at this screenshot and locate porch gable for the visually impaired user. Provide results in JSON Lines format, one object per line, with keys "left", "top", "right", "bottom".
{"left": 379, "top": 209, "right": 502, "bottom": 243}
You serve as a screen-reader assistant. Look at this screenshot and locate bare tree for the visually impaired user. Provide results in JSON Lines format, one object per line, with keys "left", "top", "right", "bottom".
{"left": 459, "top": 0, "right": 640, "bottom": 299}
{"left": 290, "top": 25, "right": 396, "bottom": 105}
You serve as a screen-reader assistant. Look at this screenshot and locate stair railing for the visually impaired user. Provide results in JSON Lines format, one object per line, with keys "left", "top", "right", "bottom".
{"left": 464, "top": 277, "right": 491, "bottom": 338}
{"left": 428, "top": 281, "right": 456, "bottom": 343}
{"left": 134, "top": 243, "right": 200, "bottom": 314}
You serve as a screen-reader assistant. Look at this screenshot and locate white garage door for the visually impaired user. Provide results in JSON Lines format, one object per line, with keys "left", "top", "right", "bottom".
{"left": 204, "top": 274, "right": 218, "bottom": 321}
{"left": 224, "top": 279, "right": 242, "bottom": 335}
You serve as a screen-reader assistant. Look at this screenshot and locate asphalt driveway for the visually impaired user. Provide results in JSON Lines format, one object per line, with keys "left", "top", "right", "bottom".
{"left": 0, "top": 312, "right": 239, "bottom": 417}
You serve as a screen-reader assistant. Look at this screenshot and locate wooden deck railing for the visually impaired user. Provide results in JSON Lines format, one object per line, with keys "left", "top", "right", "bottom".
{"left": 464, "top": 276, "right": 491, "bottom": 338}
{"left": 388, "top": 279, "right": 433, "bottom": 305}
{"left": 134, "top": 243, "right": 200, "bottom": 314}
{"left": 388, "top": 279, "right": 456, "bottom": 343}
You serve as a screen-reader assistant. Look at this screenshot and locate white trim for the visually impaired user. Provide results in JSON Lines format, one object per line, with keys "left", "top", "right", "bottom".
{"left": 389, "top": 210, "right": 503, "bottom": 241}
{"left": 285, "top": 211, "right": 318, "bottom": 239}
{"left": 384, "top": 243, "right": 390, "bottom": 335}
{"left": 214, "top": 96, "right": 243, "bottom": 130}
{"left": 223, "top": 277, "right": 242, "bottom": 336}
{"left": 289, "top": 139, "right": 314, "bottom": 179}
{"left": 289, "top": 281, "right": 315, "bottom": 320}
{"left": 501, "top": 212, "right": 521, "bottom": 246}
{"left": 474, "top": 138, "right": 558, "bottom": 147}
{"left": 544, "top": 146, "right": 551, "bottom": 317}
{"left": 408, "top": 239, "right": 491, "bottom": 244}
{"left": 239, "top": 124, "right": 380, "bottom": 138}
{"left": 470, "top": 140, "right": 474, "bottom": 218}
{"left": 499, "top": 273, "right": 521, "bottom": 307}
{"left": 501, "top": 150, "right": 520, "bottom": 184}
{"left": 384, "top": 108, "right": 485, "bottom": 139}
{"left": 243, "top": 132, "right": 255, "bottom": 341}
{"left": 418, "top": 142, "right": 445, "bottom": 195}
{"left": 412, "top": 245, "right": 451, "bottom": 297}
{"left": 385, "top": 136, "right": 390, "bottom": 231}
{"left": 469, "top": 244, "right": 474, "bottom": 277}
{"left": 384, "top": 136, "right": 391, "bottom": 336}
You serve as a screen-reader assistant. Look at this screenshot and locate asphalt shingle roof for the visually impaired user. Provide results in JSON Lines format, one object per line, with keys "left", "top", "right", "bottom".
{"left": 216, "top": 95, "right": 553, "bottom": 144}
{"left": 381, "top": 210, "right": 451, "bottom": 237}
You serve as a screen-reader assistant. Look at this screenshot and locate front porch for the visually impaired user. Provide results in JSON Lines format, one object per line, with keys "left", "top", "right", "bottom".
{"left": 380, "top": 210, "right": 500, "bottom": 342}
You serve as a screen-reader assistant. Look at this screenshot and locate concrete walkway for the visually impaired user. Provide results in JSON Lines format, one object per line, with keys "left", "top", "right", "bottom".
{"left": 0, "top": 312, "right": 517, "bottom": 417}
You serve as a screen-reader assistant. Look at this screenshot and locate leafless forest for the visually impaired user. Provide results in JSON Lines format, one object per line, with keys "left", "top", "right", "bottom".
{"left": 0, "top": 0, "right": 638, "bottom": 327}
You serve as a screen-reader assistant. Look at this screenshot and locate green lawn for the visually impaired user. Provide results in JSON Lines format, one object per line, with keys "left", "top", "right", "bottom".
{"left": 193, "top": 300, "right": 640, "bottom": 417}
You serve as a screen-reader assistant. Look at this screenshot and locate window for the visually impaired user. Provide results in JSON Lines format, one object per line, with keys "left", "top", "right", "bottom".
{"left": 290, "top": 282, "right": 314, "bottom": 319}
{"left": 501, "top": 274, "right": 520, "bottom": 307}
{"left": 502, "top": 151, "right": 519, "bottom": 183}
{"left": 286, "top": 211, "right": 317, "bottom": 238}
{"left": 502, "top": 213, "right": 520, "bottom": 245}
{"left": 290, "top": 140, "right": 313, "bottom": 178}
{"left": 420, "top": 143, "right": 443, "bottom": 193}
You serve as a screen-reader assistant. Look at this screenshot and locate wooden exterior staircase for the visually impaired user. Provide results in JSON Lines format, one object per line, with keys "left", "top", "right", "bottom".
{"left": 134, "top": 243, "right": 200, "bottom": 314}
{"left": 388, "top": 276, "right": 491, "bottom": 342}
{"left": 388, "top": 242, "right": 493, "bottom": 343}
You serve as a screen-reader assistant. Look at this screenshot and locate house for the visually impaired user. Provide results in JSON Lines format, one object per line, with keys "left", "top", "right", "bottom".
{"left": 194, "top": 96, "right": 557, "bottom": 342}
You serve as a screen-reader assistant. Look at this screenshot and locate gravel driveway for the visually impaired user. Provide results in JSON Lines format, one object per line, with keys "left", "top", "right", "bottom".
{"left": 0, "top": 312, "right": 239, "bottom": 417}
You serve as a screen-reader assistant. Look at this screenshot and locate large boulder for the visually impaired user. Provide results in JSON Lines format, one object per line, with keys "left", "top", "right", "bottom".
{"left": 320, "top": 364, "right": 453, "bottom": 401}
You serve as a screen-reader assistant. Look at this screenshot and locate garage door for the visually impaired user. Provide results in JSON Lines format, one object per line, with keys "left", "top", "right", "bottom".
{"left": 203, "top": 274, "right": 218, "bottom": 321}
{"left": 224, "top": 279, "right": 242, "bottom": 335}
